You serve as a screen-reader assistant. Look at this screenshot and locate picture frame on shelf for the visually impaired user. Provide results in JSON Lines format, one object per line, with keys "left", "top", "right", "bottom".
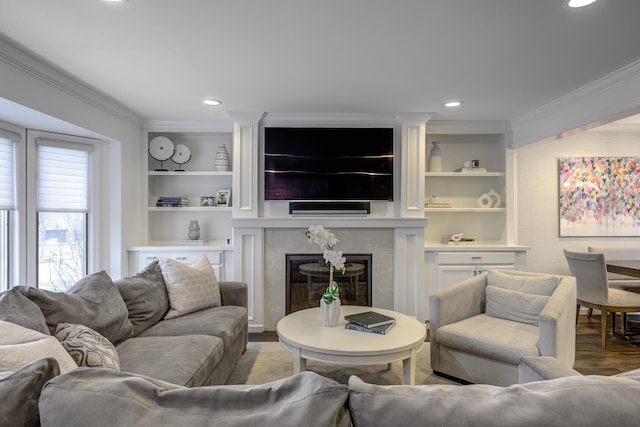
{"left": 200, "top": 196, "right": 216, "bottom": 207}
{"left": 216, "top": 189, "right": 231, "bottom": 207}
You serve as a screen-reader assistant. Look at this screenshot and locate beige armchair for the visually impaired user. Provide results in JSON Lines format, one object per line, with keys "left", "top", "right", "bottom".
{"left": 429, "top": 270, "right": 577, "bottom": 386}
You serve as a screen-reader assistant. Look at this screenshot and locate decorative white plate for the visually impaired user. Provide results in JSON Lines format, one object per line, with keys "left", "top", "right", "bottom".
{"left": 149, "top": 136, "right": 175, "bottom": 161}
{"left": 171, "top": 144, "right": 191, "bottom": 165}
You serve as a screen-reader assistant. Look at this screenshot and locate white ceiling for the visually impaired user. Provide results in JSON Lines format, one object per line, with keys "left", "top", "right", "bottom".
{"left": 2, "top": 0, "right": 640, "bottom": 124}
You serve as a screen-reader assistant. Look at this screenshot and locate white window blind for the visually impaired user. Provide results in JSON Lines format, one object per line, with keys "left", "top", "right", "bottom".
{"left": 0, "top": 129, "right": 19, "bottom": 210}
{"left": 37, "top": 138, "right": 93, "bottom": 212}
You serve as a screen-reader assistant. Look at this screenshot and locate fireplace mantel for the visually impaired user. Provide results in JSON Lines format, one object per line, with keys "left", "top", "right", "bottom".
{"left": 232, "top": 217, "right": 426, "bottom": 332}
{"left": 231, "top": 217, "right": 426, "bottom": 229}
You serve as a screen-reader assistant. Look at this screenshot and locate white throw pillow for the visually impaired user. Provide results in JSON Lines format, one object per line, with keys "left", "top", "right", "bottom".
{"left": 485, "top": 285, "right": 550, "bottom": 326}
{"left": 159, "top": 255, "right": 221, "bottom": 320}
{"left": 0, "top": 320, "right": 77, "bottom": 373}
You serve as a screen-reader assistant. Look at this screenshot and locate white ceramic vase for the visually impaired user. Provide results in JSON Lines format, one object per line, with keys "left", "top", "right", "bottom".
{"left": 320, "top": 297, "right": 341, "bottom": 327}
{"left": 215, "top": 144, "right": 230, "bottom": 171}
{"left": 428, "top": 141, "right": 442, "bottom": 172}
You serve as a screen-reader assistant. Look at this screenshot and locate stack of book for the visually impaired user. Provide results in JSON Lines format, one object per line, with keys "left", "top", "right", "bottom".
{"left": 156, "top": 197, "right": 189, "bottom": 207}
{"left": 344, "top": 311, "right": 396, "bottom": 335}
{"left": 455, "top": 167, "right": 487, "bottom": 173}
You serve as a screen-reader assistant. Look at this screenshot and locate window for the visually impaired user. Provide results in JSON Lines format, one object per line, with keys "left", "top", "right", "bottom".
{"left": 0, "top": 129, "right": 18, "bottom": 290}
{"left": 33, "top": 136, "right": 94, "bottom": 291}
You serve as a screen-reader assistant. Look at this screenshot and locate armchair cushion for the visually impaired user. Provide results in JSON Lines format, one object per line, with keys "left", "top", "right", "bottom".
{"left": 437, "top": 314, "right": 540, "bottom": 364}
{"left": 485, "top": 285, "right": 550, "bottom": 326}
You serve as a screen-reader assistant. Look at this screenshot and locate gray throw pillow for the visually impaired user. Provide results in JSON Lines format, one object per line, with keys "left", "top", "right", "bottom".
{"left": 487, "top": 270, "right": 559, "bottom": 296}
{"left": 114, "top": 260, "right": 169, "bottom": 335}
{"left": 0, "top": 357, "right": 60, "bottom": 427}
{"left": 485, "top": 285, "right": 550, "bottom": 326}
{"left": 40, "top": 370, "right": 351, "bottom": 427}
{"left": 0, "top": 288, "right": 50, "bottom": 335}
{"left": 17, "top": 271, "right": 134, "bottom": 344}
{"left": 55, "top": 323, "right": 120, "bottom": 370}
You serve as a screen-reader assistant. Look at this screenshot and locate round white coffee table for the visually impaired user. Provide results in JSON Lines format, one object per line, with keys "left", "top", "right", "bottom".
{"left": 276, "top": 305, "right": 426, "bottom": 385}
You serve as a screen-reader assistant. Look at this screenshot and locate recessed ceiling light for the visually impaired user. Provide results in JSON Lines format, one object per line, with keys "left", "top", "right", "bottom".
{"left": 445, "top": 101, "right": 462, "bottom": 108}
{"left": 567, "top": 0, "right": 597, "bottom": 8}
{"left": 203, "top": 99, "right": 222, "bottom": 106}
{"left": 103, "top": 0, "right": 128, "bottom": 3}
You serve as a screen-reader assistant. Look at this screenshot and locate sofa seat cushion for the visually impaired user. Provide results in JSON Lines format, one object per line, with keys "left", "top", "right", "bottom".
{"left": 139, "top": 305, "right": 248, "bottom": 349}
{"left": 436, "top": 314, "right": 540, "bottom": 364}
{"left": 348, "top": 374, "right": 640, "bottom": 427}
{"left": 39, "top": 370, "right": 350, "bottom": 427}
{"left": 116, "top": 335, "right": 224, "bottom": 387}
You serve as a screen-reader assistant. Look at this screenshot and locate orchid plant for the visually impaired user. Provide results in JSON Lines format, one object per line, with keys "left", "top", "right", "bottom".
{"left": 305, "top": 225, "right": 346, "bottom": 304}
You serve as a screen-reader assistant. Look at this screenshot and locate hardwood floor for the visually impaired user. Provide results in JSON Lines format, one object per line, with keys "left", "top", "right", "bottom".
{"left": 574, "top": 313, "right": 640, "bottom": 376}
{"left": 250, "top": 315, "right": 640, "bottom": 376}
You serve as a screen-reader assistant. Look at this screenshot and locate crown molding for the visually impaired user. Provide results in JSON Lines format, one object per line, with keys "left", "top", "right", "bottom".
{"left": 260, "top": 113, "right": 405, "bottom": 126}
{"left": 511, "top": 58, "right": 640, "bottom": 147}
{"left": 0, "top": 34, "right": 142, "bottom": 126}
{"left": 142, "top": 118, "right": 234, "bottom": 133}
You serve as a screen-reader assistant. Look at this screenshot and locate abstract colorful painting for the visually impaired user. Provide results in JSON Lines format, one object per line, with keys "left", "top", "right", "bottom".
{"left": 559, "top": 157, "right": 640, "bottom": 236}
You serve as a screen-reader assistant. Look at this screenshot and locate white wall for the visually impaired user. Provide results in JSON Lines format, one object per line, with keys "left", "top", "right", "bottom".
{"left": 0, "top": 36, "right": 143, "bottom": 278}
{"left": 516, "top": 131, "right": 640, "bottom": 276}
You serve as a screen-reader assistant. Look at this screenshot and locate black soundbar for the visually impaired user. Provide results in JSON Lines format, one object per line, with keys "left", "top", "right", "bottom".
{"left": 289, "top": 201, "right": 371, "bottom": 215}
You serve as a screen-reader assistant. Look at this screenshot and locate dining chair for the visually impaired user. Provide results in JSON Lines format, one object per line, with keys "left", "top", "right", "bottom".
{"left": 587, "top": 246, "right": 640, "bottom": 289}
{"left": 563, "top": 249, "right": 640, "bottom": 348}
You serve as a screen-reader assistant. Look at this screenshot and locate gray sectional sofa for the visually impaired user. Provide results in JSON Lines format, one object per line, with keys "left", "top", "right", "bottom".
{"left": 4, "top": 355, "right": 634, "bottom": 427}
{"left": 0, "top": 260, "right": 248, "bottom": 426}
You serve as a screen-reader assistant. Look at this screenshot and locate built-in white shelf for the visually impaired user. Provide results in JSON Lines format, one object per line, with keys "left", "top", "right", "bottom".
{"left": 425, "top": 208, "right": 506, "bottom": 213}
{"left": 148, "top": 171, "right": 232, "bottom": 176}
{"left": 148, "top": 207, "right": 233, "bottom": 212}
{"left": 425, "top": 172, "right": 505, "bottom": 177}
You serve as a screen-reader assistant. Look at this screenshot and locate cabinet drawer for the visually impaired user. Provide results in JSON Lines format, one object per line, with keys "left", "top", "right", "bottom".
{"left": 437, "top": 252, "right": 515, "bottom": 265}
{"left": 140, "top": 251, "right": 222, "bottom": 266}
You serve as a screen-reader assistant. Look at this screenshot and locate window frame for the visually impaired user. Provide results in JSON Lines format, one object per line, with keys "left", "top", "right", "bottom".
{"left": 25, "top": 130, "right": 101, "bottom": 288}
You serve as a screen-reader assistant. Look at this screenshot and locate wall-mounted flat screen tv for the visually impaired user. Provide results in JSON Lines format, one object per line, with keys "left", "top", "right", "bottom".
{"left": 264, "top": 127, "right": 394, "bottom": 201}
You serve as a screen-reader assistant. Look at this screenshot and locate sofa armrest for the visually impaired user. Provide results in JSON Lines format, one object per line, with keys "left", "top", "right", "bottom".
{"left": 219, "top": 282, "right": 247, "bottom": 308}
{"left": 519, "top": 356, "right": 582, "bottom": 383}
{"left": 429, "top": 272, "right": 487, "bottom": 331}
{"left": 538, "top": 276, "right": 577, "bottom": 367}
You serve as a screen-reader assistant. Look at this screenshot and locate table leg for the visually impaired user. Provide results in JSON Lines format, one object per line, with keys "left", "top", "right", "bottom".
{"left": 402, "top": 348, "right": 417, "bottom": 385}
{"left": 292, "top": 347, "right": 307, "bottom": 374}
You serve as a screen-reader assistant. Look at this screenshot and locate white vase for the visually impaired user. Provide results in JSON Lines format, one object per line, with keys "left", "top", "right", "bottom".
{"left": 428, "top": 141, "right": 442, "bottom": 172}
{"left": 215, "top": 144, "right": 230, "bottom": 172}
{"left": 320, "top": 297, "right": 341, "bottom": 327}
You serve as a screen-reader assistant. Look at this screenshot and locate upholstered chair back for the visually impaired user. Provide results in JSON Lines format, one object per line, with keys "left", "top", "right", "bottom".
{"left": 563, "top": 250, "right": 609, "bottom": 304}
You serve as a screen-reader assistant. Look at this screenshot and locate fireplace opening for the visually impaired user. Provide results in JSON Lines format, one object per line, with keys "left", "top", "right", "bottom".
{"left": 286, "top": 253, "right": 372, "bottom": 314}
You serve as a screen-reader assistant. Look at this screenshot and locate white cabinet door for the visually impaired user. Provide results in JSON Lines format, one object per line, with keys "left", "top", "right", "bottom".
{"left": 130, "top": 250, "right": 224, "bottom": 280}
{"left": 437, "top": 266, "right": 476, "bottom": 290}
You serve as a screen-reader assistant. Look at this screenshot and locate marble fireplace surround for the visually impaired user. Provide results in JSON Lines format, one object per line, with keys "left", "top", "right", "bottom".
{"left": 232, "top": 217, "right": 426, "bottom": 332}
